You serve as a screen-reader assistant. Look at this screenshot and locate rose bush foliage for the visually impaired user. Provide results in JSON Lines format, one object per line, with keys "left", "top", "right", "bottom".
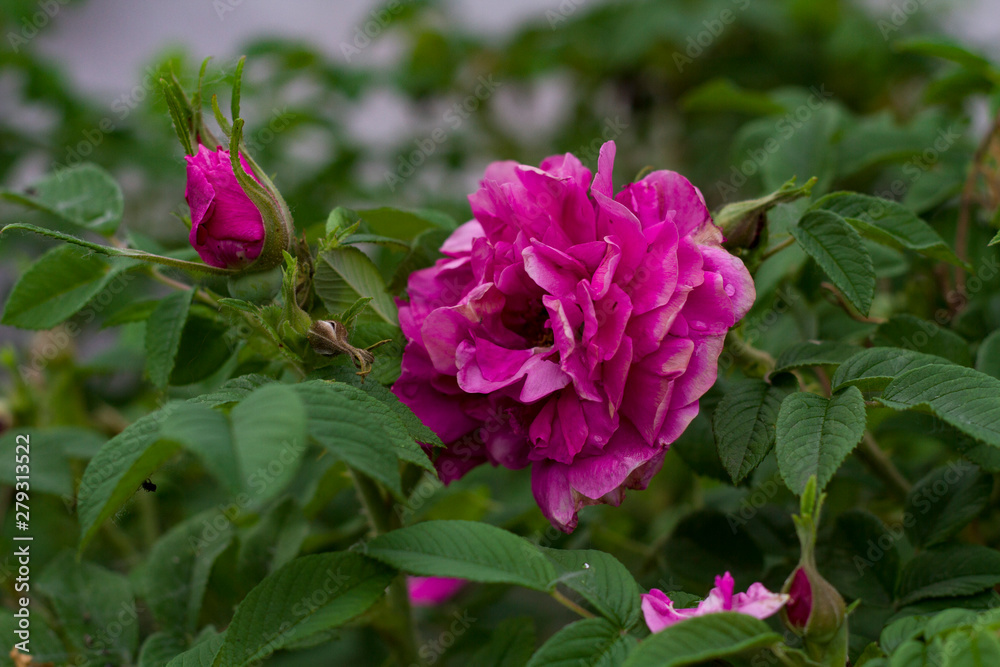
{"left": 4, "top": 3, "right": 1000, "bottom": 666}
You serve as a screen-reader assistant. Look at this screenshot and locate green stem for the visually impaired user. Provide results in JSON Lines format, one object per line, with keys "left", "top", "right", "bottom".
{"left": 855, "top": 432, "right": 911, "bottom": 500}
{"left": 760, "top": 236, "right": 795, "bottom": 261}
{"left": 552, "top": 589, "right": 596, "bottom": 619}
{"left": 350, "top": 469, "right": 421, "bottom": 666}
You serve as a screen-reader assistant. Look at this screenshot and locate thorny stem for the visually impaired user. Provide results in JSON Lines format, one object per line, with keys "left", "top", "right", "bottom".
{"left": 855, "top": 432, "right": 912, "bottom": 501}
{"left": 147, "top": 266, "right": 220, "bottom": 308}
{"left": 954, "top": 106, "right": 1000, "bottom": 306}
{"left": 350, "top": 469, "right": 422, "bottom": 667}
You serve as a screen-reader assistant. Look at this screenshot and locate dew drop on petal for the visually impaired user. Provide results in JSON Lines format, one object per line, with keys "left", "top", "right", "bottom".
{"left": 725, "top": 284, "right": 736, "bottom": 297}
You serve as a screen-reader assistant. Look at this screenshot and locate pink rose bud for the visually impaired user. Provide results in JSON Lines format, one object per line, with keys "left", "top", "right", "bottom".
{"left": 781, "top": 477, "right": 848, "bottom": 662}
{"left": 407, "top": 577, "right": 466, "bottom": 607}
{"left": 184, "top": 144, "right": 266, "bottom": 269}
{"left": 642, "top": 572, "right": 787, "bottom": 633}
{"left": 781, "top": 563, "right": 846, "bottom": 644}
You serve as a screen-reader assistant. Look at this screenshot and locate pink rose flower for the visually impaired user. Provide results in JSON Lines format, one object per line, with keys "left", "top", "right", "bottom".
{"left": 392, "top": 141, "right": 754, "bottom": 531}
{"left": 184, "top": 144, "right": 266, "bottom": 269}
{"left": 642, "top": 572, "right": 788, "bottom": 632}
{"left": 407, "top": 577, "right": 466, "bottom": 606}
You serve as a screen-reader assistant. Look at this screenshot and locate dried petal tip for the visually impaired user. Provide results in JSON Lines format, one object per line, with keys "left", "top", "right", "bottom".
{"left": 307, "top": 319, "right": 388, "bottom": 377}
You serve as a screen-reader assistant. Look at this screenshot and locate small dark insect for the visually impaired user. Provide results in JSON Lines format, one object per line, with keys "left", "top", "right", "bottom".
{"left": 24, "top": 187, "right": 37, "bottom": 196}
{"left": 141, "top": 479, "right": 157, "bottom": 492}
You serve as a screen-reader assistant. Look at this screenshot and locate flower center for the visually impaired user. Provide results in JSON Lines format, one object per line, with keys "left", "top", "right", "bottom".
{"left": 522, "top": 307, "right": 554, "bottom": 348}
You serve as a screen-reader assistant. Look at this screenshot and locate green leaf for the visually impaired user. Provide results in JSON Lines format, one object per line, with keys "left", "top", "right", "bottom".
{"left": 905, "top": 463, "right": 992, "bottom": 548}
{"left": 471, "top": 618, "right": 537, "bottom": 667}
{"left": 941, "top": 630, "right": 1000, "bottom": 667}
{"left": 211, "top": 552, "right": 394, "bottom": 667}
{"left": 291, "top": 381, "right": 408, "bottom": 495}
{"left": 895, "top": 37, "right": 1000, "bottom": 78}
{"left": 622, "top": 613, "right": 782, "bottom": 667}
{"left": 145, "top": 289, "right": 195, "bottom": 388}
{"left": 138, "top": 633, "right": 188, "bottom": 667}
{"left": 810, "top": 192, "right": 969, "bottom": 269}
{"left": 315, "top": 381, "right": 434, "bottom": 472}
{"left": 103, "top": 298, "right": 160, "bottom": 327}
{"left": 975, "top": 329, "right": 1000, "bottom": 379}
{"left": 988, "top": 228, "right": 1000, "bottom": 247}
{"left": 166, "top": 628, "right": 225, "bottom": 667}
{"left": 342, "top": 233, "right": 412, "bottom": 251}
{"left": 714, "top": 378, "right": 791, "bottom": 484}
{"left": 355, "top": 206, "right": 457, "bottom": 239}
{"left": 77, "top": 409, "right": 183, "bottom": 552}
{"left": 544, "top": 548, "right": 642, "bottom": 628}
{"left": 878, "top": 365, "right": 1000, "bottom": 447}
{"left": 236, "top": 497, "right": 309, "bottom": 583}
{"left": 315, "top": 247, "right": 398, "bottom": 324}
{"left": 527, "top": 617, "right": 637, "bottom": 667}
{"left": 0, "top": 163, "right": 123, "bottom": 234}
{"left": 388, "top": 227, "right": 451, "bottom": 294}
{"left": 822, "top": 510, "right": 899, "bottom": 605}
{"left": 36, "top": 551, "right": 138, "bottom": 661}
{"left": 365, "top": 520, "right": 556, "bottom": 591}
{"left": 792, "top": 210, "right": 875, "bottom": 315}
{"left": 77, "top": 401, "right": 235, "bottom": 551}
{"left": 189, "top": 374, "right": 275, "bottom": 407}
{"left": 873, "top": 315, "right": 972, "bottom": 366}
{"left": 897, "top": 545, "right": 1000, "bottom": 606}
{"left": 326, "top": 366, "right": 444, "bottom": 447}
{"left": 680, "top": 78, "right": 787, "bottom": 116}
{"left": 230, "top": 383, "right": 308, "bottom": 503}
{"left": 141, "top": 510, "right": 234, "bottom": 633}
{"left": 775, "top": 387, "right": 867, "bottom": 494}
{"left": 168, "top": 314, "right": 235, "bottom": 386}
{"left": 1, "top": 244, "right": 130, "bottom": 329}
{"left": 831, "top": 347, "right": 954, "bottom": 392}
{"left": 168, "top": 402, "right": 242, "bottom": 492}
{"left": 773, "top": 341, "right": 859, "bottom": 373}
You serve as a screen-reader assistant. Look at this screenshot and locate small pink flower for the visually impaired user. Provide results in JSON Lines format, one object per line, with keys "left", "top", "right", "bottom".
{"left": 184, "top": 144, "right": 265, "bottom": 269}
{"left": 641, "top": 572, "right": 788, "bottom": 633}
{"left": 407, "top": 576, "right": 466, "bottom": 607}
{"left": 393, "top": 141, "right": 754, "bottom": 532}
